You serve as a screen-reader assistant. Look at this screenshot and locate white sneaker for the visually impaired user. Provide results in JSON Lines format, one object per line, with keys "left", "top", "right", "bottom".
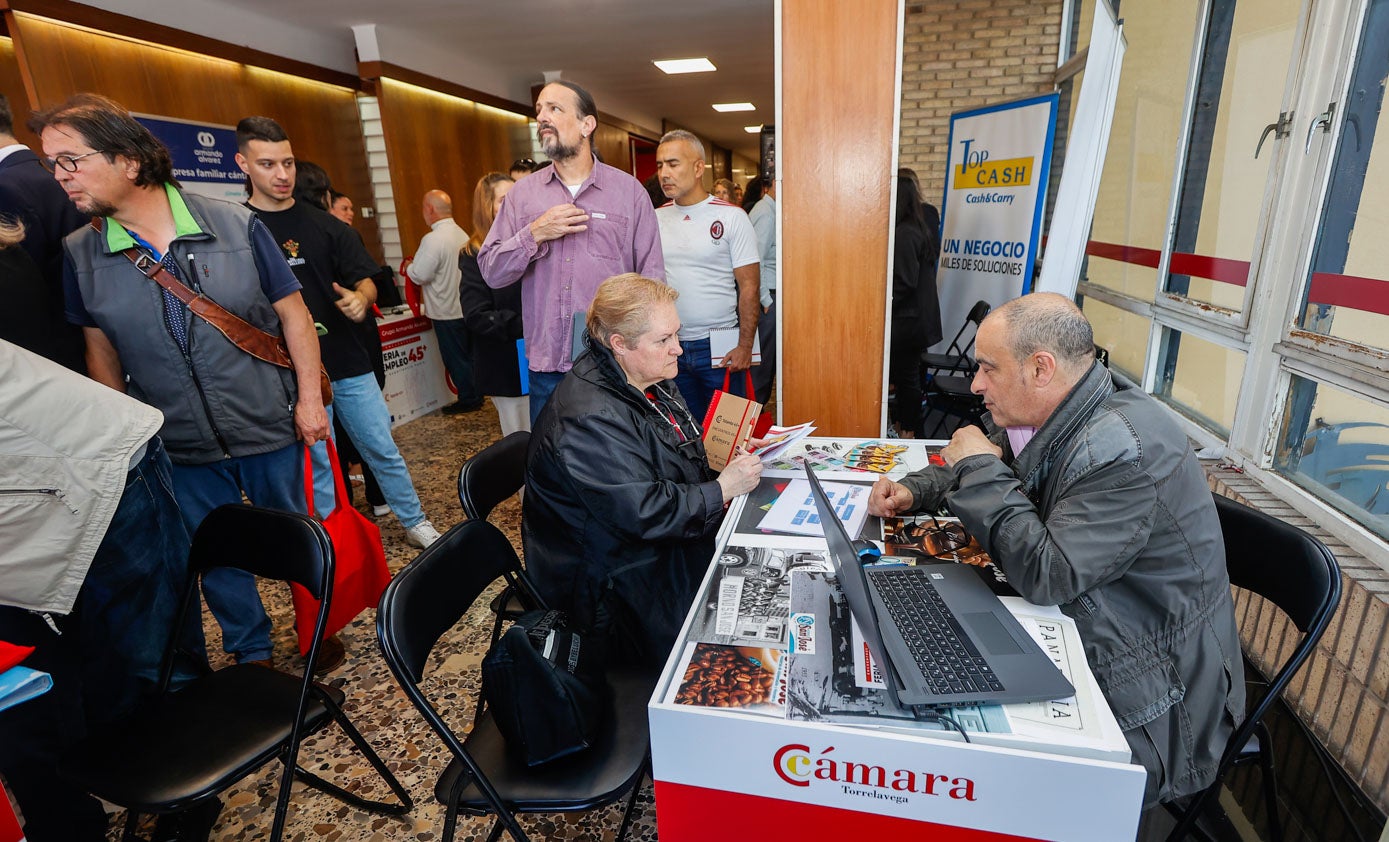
{"left": 372, "top": 504, "right": 391, "bottom": 517}
{"left": 404, "top": 519, "right": 441, "bottom": 548}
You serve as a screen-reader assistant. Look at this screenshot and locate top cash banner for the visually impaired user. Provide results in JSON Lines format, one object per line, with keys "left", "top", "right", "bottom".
{"left": 934, "top": 93, "right": 1058, "bottom": 349}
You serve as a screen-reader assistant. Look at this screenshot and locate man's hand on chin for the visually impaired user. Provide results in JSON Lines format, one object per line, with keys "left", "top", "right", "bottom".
{"left": 941, "top": 425, "right": 1003, "bottom": 467}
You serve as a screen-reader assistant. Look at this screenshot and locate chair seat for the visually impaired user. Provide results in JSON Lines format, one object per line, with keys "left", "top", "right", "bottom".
{"left": 488, "top": 585, "right": 533, "bottom": 620}
{"left": 928, "top": 374, "right": 975, "bottom": 397}
{"left": 60, "top": 664, "right": 341, "bottom": 812}
{"left": 434, "top": 668, "right": 654, "bottom": 813}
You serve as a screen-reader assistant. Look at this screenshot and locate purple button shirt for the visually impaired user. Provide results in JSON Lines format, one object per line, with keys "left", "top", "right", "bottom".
{"left": 478, "top": 158, "right": 665, "bottom": 373}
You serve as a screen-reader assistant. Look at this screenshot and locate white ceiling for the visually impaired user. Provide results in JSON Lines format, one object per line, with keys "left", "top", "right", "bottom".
{"left": 81, "top": 0, "right": 775, "bottom": 160}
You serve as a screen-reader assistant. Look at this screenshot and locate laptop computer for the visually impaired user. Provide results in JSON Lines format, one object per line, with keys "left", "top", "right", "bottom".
{"left": 803, "top": 463, "right": 1074, "bottom": 708}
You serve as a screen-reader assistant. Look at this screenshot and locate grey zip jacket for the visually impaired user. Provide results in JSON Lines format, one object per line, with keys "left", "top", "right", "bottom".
{"left": 0, "top": 340, "right": 161, "bottom": 614}
{"left": 900, "top": 362, "right": 1245, "bottom": 806}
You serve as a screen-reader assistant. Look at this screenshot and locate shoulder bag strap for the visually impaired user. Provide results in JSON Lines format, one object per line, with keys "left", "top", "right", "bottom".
{"left": 92, "top": 217, "right": 293, "bottom": 368}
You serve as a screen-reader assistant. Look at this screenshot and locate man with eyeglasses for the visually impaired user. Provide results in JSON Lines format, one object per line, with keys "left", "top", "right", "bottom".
{"left": 867, "top": 292, "right": 1244, "bottom": 810}
{"left": 479, "top": 80, "right": 664, "bottom": 423}
{"left": 34, "top": 94, "right": 329, "bottom": 676}
{"left": 0, "top": 93, "right": 88, "bottom": 373}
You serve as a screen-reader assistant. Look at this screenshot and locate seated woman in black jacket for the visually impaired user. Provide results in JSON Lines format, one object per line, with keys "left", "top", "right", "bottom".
{"left": 524, "top": 273, "right": 763, "bottom": 667}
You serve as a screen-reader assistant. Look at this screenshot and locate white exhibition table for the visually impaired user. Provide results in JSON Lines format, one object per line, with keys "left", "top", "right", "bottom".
{"left": 648, "top": 438, "right": 1147, "bottom": 841}
{"left": 376, "top": 309, "right": 454, "bottom": 427}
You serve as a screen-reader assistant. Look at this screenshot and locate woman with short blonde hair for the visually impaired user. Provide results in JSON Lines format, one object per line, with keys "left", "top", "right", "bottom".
{"left": 525, "top": 273, "right": 762, "bottom": 666}
{"left": 586, "top": 272, "right": 679, "bottom": 350}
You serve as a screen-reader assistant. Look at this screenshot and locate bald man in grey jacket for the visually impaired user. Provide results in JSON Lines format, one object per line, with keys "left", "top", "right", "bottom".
{"left": 869, "top": 293, "right": 1244, "bottom": 808}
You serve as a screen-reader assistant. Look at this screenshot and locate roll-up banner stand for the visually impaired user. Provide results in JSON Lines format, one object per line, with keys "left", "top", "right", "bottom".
{"left": 933, "top": 94, "right": 1058, "bottom": 351}
{"left": 134, "top": 115, "right": 247, "bottom": 203}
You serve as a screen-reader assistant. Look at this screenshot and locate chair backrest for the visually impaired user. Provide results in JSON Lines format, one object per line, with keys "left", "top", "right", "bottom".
{"left": 1214, "top": 493, "right": 1340, "bottom": 636}
{"left": 942, "top": 299, "right": 991, "bottom": 362}
{"left": 190, "top": 504, "right": 333, "bottom": 600}
{"left": 458, "top": 431, "right": 531, "bottom": 521}
{"left": 182, "top": 504, "right": 335, "bottom": 689}
{"left": 1212, "top": 492, "right": 1341, "bottom": 761}
{"left": 377, "top": 519, "right": 522, "bottom": 684}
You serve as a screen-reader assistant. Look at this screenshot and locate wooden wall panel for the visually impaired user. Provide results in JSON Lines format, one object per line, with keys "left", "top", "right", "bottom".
{"left": 376, "top": 78, "right": 533, "bottom": 257}
{"left": 592, "top": 120, "right": 634, "bottom": 175}
{"left": 0, "top": 38, "right": 38, "bottom": 149}
{"left": 6, "top": 13, "right": 384, "bottom": 261}
{"left": 780, "top": 0, "right": 900, "bottom": 435}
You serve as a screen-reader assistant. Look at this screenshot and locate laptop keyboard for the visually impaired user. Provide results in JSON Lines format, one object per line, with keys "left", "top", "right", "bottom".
{"left": 872, "top": 568, "right": 1005, "bottom": 696}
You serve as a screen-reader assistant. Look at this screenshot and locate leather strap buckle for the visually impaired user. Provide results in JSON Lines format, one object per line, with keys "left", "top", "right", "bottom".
{"left": 133, "top": 252, "right": 159, "bottom": 276}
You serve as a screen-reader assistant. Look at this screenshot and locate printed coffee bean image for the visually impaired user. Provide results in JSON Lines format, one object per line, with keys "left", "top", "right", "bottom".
{"left": 675, "top": 644, "right": 777, "bottom": 708}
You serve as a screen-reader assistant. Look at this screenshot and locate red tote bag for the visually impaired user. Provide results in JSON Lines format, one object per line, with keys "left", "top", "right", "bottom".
{"left": 291, "top": 440, "right": 392, "bottom": 656}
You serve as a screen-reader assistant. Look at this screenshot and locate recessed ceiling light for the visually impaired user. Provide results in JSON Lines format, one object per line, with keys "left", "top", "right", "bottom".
{"left": 744, "top": 125, "right": 763, "bottom": 133}
{"left": 653, "top": 58, "right": 717, "bottom": 74}
{"left": 713, "top": 102, "right": 755, "bottom": 113}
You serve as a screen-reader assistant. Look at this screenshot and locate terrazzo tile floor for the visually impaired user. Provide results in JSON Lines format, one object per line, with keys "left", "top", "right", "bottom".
{"left": 106, "top": 401, "right": 660, "bottom": 842}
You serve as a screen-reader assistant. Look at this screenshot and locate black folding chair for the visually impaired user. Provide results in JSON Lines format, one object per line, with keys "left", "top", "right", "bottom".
{"left": 59, "top": 505, "right": 412, "bottom": 842}
{"left": 921, "top": 298, "right": 990, "bottom": 377}
{"left": 923, "top": 372, "right": 986, "bottom": 438}
{"left": 1163, "top": 493, "right": 1342, "bottom": 842}
{"left": 377, "top": 519, "right": 654, "bottom": 842}
{"left": 458, "top": 431, "right": 542, "bottom": 644}
{"left": 458, "top": 431, "right": 530, "bottom": 522}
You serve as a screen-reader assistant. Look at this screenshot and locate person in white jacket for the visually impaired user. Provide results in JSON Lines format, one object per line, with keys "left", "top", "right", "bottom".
{"left": 0, "top": 338, "right": 207, "bottom": 842}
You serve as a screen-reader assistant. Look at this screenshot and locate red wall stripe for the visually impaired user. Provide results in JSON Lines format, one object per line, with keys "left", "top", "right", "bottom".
{"left": 1168, "top": 252, "right": 1250, "bottom": 287}
{"left": 1083, "top": 240, "right": 1389, "bottom": 318}
{"left": 654, "top": 780, "right": 1049, "bottom": 841}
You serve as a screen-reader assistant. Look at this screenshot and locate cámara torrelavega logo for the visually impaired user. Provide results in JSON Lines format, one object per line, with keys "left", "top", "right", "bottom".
{"left": 772, "top": 743, "right": 977, "bottom": 803}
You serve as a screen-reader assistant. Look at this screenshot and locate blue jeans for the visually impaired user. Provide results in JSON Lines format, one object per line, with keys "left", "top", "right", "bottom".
{"left": 433, "top": 317, "right": 481, "bottom": 406}
{"left": 674, "top": 336, "right": 747, "bottom": 422}
{"left": 81, "top": 438, "right": 206, "bottom": 709}
{"left": 169, "top": 441, "right": 306, "bottom": 663}
{"left": 310, "top": 372, "right": 425, "bottom": 529}
{"left": 528, "top": 369, "right": 566, "bottom": 425}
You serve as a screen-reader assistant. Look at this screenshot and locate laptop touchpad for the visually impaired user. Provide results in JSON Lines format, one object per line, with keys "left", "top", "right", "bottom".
{"left": 965, "top": 612, "right": 1025, "bottom": 655}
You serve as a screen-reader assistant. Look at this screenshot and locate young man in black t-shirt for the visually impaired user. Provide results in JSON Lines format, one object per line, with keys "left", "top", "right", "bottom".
{"left": 236, "top": 117, "right": 440, "bottom": 557}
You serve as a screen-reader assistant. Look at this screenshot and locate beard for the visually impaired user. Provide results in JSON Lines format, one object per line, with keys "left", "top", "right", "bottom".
{"left": 76, "top": 196, "right": 118, "bottom": 217}
{"left": 540, "top": 129, "right": 583, "bottom": 162}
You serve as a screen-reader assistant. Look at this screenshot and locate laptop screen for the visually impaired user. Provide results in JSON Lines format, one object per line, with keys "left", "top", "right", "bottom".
{"left": 802, "top": 464, "right": 899, "bottom": 692}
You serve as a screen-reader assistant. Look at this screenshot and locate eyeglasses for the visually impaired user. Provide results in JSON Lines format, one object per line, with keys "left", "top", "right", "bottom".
{"left": 42, "top": 151, "right": 105, "bottom": 173}
{"left": 510, "top": 158, "right": 537, "bottom": 171}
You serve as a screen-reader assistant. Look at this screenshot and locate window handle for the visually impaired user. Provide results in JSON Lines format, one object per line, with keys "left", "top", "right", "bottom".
{"left": 1305, "top": 102, "right": 1337, "bottom": 154}
{"left": 1255, "top": 111, "right": 1293, "bottom": 159}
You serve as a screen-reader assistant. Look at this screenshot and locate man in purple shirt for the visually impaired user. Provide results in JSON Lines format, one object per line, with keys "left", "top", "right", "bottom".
{"left": 479, "top": 80, "right": 664, "bottom": 422}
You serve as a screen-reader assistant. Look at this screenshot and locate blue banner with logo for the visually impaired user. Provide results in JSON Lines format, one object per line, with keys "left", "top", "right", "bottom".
{"left": 933, "top": 93, "right": 1058, "bottom": 351}
{"left": 133, "top": 115, "right": 246, "bottom": 203}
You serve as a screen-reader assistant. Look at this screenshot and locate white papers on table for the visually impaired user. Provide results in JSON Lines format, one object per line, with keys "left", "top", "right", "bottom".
{"left": 709, "top": 327, "right": 761, "bottom": 367}
{"left": 753, "top": 422, "right": 816, "bottom": 463}
{"left": 757, "top": 477, "right": 871, "bottom": 538}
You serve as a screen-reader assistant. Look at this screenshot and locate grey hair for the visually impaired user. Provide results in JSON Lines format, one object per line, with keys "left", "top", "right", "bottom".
{"left": 993, "top": 293, "right": 1094, "bottom": 369}
{"left": 659, "top": 129, "right": 706, "bottom": 162}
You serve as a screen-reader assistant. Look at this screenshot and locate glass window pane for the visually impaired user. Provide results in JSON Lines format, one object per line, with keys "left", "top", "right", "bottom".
{"left": 1163, "top": 0, "right": 1302, "bottom": 310}
{"left": 1154, "top": 327, "right": 1246, "bottom": 436}
{"left": 1295, "top": 0, "right": 1389, "bottom": 352}
{"left": 1274, "top": 374, "right": 1389, "bottom": 541}
{"left": 1084, "top": 1, "right": 1202, "bottom": 300}
{"left": 1080, "top": 296, "right": 1150, "bottom": 382}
